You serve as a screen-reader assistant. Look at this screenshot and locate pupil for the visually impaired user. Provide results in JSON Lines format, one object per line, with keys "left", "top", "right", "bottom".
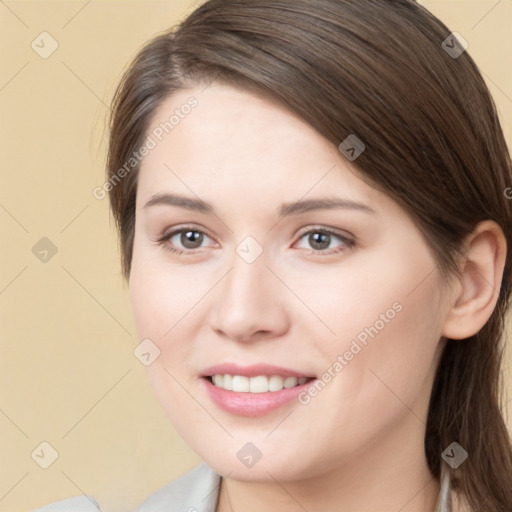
{"left": 310, "top": 232, "right": 330, "bottom": 250}
{"left": 182, "top": 230, "right": 203, "bottom": 248}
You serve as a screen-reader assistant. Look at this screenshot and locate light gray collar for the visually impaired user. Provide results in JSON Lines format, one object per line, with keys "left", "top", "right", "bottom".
{"left": 138, "top": 461, "right": 452, "bottom": 512}
{"left": 137, "top": 462, "right": 221, "bottom": 512}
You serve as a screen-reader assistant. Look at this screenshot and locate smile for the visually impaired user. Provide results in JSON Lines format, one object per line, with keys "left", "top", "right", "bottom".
{"left": 208, "top": 374, "right": 312, "bottom": 393}
{"left": 199, "top": 363, "right": 318, "bottom": 416}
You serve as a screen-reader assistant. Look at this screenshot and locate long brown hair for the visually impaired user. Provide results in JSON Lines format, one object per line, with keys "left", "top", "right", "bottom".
{"left": 106, "top": 1, "right": 512, "bottom": 509}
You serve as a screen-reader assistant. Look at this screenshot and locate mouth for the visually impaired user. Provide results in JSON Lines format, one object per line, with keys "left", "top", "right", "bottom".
{"left": 205, "top": 374, "right": 315, "bottom": 393}
{"left": 199, "top": 363, "right": 317, "bottom": 416}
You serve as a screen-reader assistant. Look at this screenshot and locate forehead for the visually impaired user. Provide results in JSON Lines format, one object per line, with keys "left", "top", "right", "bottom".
{"left": 136, "top": 83, "right": 385, "bottom": 213}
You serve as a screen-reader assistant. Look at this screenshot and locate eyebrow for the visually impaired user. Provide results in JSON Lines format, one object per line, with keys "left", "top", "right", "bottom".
{"left": 143, "top": 193, "right": 376, "bottom": 217}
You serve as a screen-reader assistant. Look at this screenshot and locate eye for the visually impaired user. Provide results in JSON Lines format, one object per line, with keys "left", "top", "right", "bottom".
{"left": 155, "top": 226, "right": 215, "bottom": 255}
{"left": 294, "top": 227, "right": 355, "bottom": 255}
{"left": 154, "top": 225, "right": 355, "bottom": 256}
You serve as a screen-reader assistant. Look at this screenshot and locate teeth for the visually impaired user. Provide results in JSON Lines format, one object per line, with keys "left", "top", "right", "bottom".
{"left": 232, "top": 375, "right": 249, "bottom": 392}
{"left": 212, "top": 375, "right": 223, "bottom": 387}
{"left": 269, "top": 375, "right": 284, "bottom": 391}
{"left": 249, "top": 375, "right": 268, "bottom": 393}
{"left": 210, "top": 374, "right": 311, "bottom": 392}
{"left": 283, "top": 376, "right": 298, "bottom": 388}
{"left": 223, "top": 374, "right": 233, "bottom": 391}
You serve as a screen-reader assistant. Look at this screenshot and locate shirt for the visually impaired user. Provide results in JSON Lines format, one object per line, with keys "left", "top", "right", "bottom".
{"left": 33, "top": 461, "right": 452, "bottom": 511}
{"left": 32, "top": 462, "right": 220, "bottom": 512}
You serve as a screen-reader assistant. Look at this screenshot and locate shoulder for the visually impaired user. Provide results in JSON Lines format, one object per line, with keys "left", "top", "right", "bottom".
{"left": 32, "top": 496, "right": 100, "bottom": 512}
{"left": 32, "top": 462, "right": 220, "bottom": 512}
{"left": 137, "top": 461, "right": 221, "bottom": 512}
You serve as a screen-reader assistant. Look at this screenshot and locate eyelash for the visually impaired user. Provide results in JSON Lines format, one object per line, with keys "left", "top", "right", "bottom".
{"left": 154, "top": 225, "right": 355, "bottom": 256}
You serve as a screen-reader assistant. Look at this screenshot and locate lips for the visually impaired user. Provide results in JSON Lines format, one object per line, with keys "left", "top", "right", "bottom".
{"left": 200, "top": 363, "right": 314, "bottom": 379}
{"left": 200, "top": 363, "right": 317, "bottom": 416}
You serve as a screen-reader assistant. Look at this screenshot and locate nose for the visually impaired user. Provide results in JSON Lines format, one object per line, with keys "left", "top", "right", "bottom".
{"left": 210, "top": 246, "right": 290, "bottom": 344}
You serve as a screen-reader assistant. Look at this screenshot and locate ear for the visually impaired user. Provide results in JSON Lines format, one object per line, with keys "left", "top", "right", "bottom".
{"left": 442, "top": 220, "right": 507, "bottom": 340}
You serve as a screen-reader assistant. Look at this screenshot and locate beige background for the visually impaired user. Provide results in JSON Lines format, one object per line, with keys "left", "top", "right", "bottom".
{"left": 1, "top": 1, "right": 511, "bottom": 511}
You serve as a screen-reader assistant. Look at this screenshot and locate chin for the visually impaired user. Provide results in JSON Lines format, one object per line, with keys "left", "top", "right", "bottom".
{"left": 200, "top": 445, "right": 316, "bottom": 483}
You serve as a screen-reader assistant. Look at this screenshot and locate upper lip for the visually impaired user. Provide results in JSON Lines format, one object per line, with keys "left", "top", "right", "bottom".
{"left": 200, "top": 363, "right": 314, "bottom": 379}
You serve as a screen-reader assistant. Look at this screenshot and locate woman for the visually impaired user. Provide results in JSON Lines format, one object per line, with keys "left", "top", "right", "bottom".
{"left": 35, "top": 0, "right": 512, "bottom": 510}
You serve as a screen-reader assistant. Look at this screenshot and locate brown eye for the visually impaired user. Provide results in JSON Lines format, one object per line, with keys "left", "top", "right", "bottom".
{"left": 308, "top": 232, "right": 331, "bottom": 250}
{"left": 156, "top": 226, "right": 215, "bottom": 255}
{"left": 180, "top": 230, "right": 204, "bottom": 249}
{"left": 295, "top": 228, "right": 355, "bottom": 255}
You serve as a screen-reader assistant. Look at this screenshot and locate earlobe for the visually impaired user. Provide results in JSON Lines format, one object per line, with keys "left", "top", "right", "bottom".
{"left": 441, "top": 220, "right": 507, "bottom": 340}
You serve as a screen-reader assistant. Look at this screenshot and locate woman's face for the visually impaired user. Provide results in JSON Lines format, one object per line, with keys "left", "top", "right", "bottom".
{"left": 130, "top": 83, "right": 451, "bottom": 481}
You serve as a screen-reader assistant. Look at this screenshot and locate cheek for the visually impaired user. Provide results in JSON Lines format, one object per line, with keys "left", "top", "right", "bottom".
{"left": 367, "top": 275, "right": 446, "bottom": 407}
{"left": 287, "top": 270, "right": 446, "bottom": 474}
{"left": 304, "top": 243, "right": 446, "bottom": 411}
{"left": 129, "top": 248, "right": 220, "bottom": 411}
{"left": 318, "top": 263, "right": 445, "bottom": 427}
{"left": 129, "top": 260, "right": 209, "bottom": 432}
{"left": 129, "top": 247, "right": 210, "bottom": 345}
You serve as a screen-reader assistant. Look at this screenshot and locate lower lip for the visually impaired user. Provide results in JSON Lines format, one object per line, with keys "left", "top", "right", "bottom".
{"left": 201, "top": 377, "right": 316, "bottom": 417}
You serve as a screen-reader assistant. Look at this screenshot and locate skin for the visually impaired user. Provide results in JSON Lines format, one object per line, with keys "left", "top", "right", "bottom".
{"left": 129, "top": 83, "right": 505, "bottom": 512}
